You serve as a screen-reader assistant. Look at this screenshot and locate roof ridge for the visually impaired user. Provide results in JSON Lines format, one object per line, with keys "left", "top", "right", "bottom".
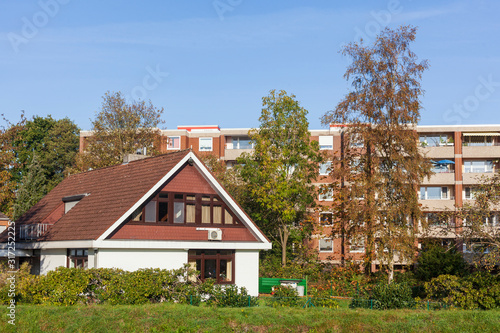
{"left": 68, "top": 149, "right": 191, "bottom": 178}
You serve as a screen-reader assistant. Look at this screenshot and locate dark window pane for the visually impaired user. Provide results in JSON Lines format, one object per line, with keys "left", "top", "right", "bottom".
{"left": 159, "top": 202, "right": 168, "bottom": 222}
{"left": 204, "top": 259, "right": 217, "bottom": 279}
{"left": 159, "top": 192, "right": 168, "bottom": 199}
{"left": 132, "top": 207, "right": 142, "bottom": 221}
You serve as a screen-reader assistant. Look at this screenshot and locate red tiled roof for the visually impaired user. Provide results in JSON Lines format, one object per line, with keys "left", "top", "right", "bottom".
{"left": 4, "top": 150, "right": 267, "bottom": 244}
{"left": 14, "top": 150, "right": 191, "bottom": 241}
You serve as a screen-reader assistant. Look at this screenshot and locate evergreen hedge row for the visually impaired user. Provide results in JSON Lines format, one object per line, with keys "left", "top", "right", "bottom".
{"left": 0, "top": 263, "right": 255, "bottom": 307}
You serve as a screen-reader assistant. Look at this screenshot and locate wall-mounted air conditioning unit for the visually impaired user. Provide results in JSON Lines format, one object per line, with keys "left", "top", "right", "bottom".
{"left": 208, "top": 229, "right": 222, "bottom": 241}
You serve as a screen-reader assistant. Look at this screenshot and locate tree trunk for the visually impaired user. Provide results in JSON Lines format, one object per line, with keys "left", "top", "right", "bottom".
{"left": 279, "top": 225, "right": 289, "bottom": 267}
{"left": 388, "top": 254, "right": 394, "bottom": 284}
{"left": 364, "top": 141, "right": 375, "bottom": 276}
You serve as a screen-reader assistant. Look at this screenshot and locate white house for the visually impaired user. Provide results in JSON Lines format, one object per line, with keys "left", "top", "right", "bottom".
{"left": 0, "top": 150, "right": 271, "bottom": 296}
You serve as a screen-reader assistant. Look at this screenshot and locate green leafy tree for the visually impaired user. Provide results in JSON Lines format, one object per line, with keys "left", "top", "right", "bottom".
{"left": 200, "top": 153, "right": 245, "bottom": 204}
{"left": 321, "top": 26, "right": 431, "bottom": 282}
{"left": 441, "top": 174, "right": 500, "bottom": 269}
{"left": 0, "top": 114, "right": 79, "bottom": 218}
{"left": 12, "top": 154, "right": 48, "bottom": 220}
{"left": 238, "top": 90, "right": 322, "bottom": 266}
{"left": 0, "top": 114, "right": 26, "bottom": 217}
{"left": 415, "top": 242, "right": 467, "bottom": 282}
{"left": 79, "top": 91, "right": 164, "bottom": 170}
{"left": 11, "top": 115, "right": 79, "bottom": 187}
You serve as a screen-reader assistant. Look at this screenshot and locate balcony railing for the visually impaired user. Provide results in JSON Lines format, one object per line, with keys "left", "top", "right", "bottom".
{"left": 19, "top": 224, "right": 52, "bottom": 240}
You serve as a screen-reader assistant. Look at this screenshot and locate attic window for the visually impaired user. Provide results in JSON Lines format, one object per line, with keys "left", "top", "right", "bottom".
{"left": 62, "top": 193, "right": 88, "bottom": 214}
{"left": 128, "top": 192, "right": 242, "bottom": 226}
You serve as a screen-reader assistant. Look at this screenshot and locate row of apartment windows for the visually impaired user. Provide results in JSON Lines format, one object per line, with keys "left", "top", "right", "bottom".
{"left": 318, "top": 211, "right": 499, "bottom": 228}
{"left": 167, "top": 136, "right": 214, "bottom": 151}
{"left": 164, "top": 134, "right": 498, "bottom": 151}
{"left": 318, "top": 186, "right": 492, "bottom": 202}
{"left": 320, "top": 160, "right": 495, "bottom": 176}
{"left": 319, "top": 238, "right": 365, "bottom": 253}
{"left": 319, "top": 238, "right": 499, "bottom": 254}
{"left": 419, "top": 134, "right": 499, "bottom": 147}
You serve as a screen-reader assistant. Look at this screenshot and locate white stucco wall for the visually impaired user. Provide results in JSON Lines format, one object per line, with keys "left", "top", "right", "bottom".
{"left": 234, "top": 250, "right": 260, "bottom": 296}
{"left": 38, "top": 247, "right": 262, "bottom": 296}
{"left": 40, "top": 248, "right": 66, "bottom": 274}
{"left": 96, "top": 248, "right": 188, "bottom": 271}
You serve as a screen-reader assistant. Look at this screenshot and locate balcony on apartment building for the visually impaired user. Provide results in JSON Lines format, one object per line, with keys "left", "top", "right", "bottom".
{"left": 224, "top": 136, "right": 255, "bottom": 161}
{"left": 422, "top": 160, "right": 456, "bottom": 185}
{"left": 418, "top": 133, "right": 455, "bottom": 158}
{"left": 19, "top": 223, "right": 52, "bottom": 241}
{"left": 462, "top": 159, "right": 498, "bottom": 184}
{"left": 419, "top": 185, "right": 456, "bottom": 210}
{"left": 417, "top": 212, "right": 457, "bottom": 238}
{"left": 462, "top": 133, "right": 500, "bottom": 157}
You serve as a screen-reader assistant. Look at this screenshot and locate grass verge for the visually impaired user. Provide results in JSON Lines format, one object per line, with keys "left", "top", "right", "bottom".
{"left": 1, "top": 304, "right": 499, "bottom": 333}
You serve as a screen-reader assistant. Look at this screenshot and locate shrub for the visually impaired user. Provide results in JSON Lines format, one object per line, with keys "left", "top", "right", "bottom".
{"left": 368, "top": 282, "right": 416, "bottom": 309}
{"left": 415, "top": 244, "right": 467, "bottom": 282}
{"left": 0, "top": 262, "right": 36, "bottom": 304}
{"left": 425, "top": 272, "right": 500, "bottom": 310}
{"left": 270, "top": 285, "right": 299, "bottom": 307}
{"left": 308, "top": 286, "right": 339, "bottom": 308}
{"left": 205, "top": 283, "right": 257, "bottom": 307}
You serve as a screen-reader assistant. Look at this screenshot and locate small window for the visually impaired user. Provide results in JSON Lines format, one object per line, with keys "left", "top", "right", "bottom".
{"left": 174, "top": 202, "right": 184, "bottom": 223}
{"left": 464, "top": 187, "right": 477, "bottom": 200}
{"left": 319, "top": 238, "right": 333, "bottom": 252}
{"left": 319, "top": 162, "right": 332, "bottom": 176}
{"left": 319, "top": 187, "right": 333, "bottom": 201}
{"left": 132, "top": 207, "right": 143, "bottom": 222}
{"left": 199, "top": 137, "right": 213, "bottom": 151}
{"left": 319, "top": 136, "right": 333, "bottom": 150}
{"left": 186, "top": 203, "right": 196, "bottom": 223}
{"left": 144, "top": 201, "right": 157, "bottom": 222}
{"left": 167, "top": 136, "right": 180, "bottom": 150}
{"left": 68, "top": 249, "right": 88, "bottom": 268}
{"left": 188, "top": 250, "right": 234, "bottom": 284}
{"left": 213, "top": 206, "right": 222, "bottom": 224}
{"left": 420, "top": 186, "right": 449, "bottom": 200}
{"left": 425, "top": 213, "right": 444, "bottom": 226}
{"left": 224, "top": 208, "right": 233, "bottom": 224}
{"left": 202, "top": 205, "right": 211, "bottom": 223}
{"left": 349, "top": 134, "right": 364, "bottom": 148}
{"left": 349, "top": 237, "right": 365, "bottom": 253}
{"left": 464, "top": 160, "right": 493, "bottom": 173}
{"left": 158, "top": 202, "right": 168, "bottom": 222}
{"left": 320, "top": 212, "right": 333, "bottom": 226}
{"left": 232, "top": 137, "right": 253, "bottom": 149}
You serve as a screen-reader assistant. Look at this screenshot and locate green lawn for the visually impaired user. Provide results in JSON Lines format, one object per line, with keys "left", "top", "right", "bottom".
{"left": 2, "top": 304, "right": 500, "bottom": 333}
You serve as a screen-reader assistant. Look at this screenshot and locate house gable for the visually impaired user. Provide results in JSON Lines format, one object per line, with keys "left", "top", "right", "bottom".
{"left": 108, "top": 159, "right": 260, "bottom": 242}
{"left": 95, "top": 152, "right": 269, "bottom": 245}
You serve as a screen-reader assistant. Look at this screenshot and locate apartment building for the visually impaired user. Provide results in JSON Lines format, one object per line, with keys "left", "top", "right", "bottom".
{"left": 80, "top": 124, "right": 500, "bottom": 265}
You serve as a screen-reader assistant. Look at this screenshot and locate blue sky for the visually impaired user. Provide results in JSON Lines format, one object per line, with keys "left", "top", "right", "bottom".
{"left": 1, "top": 0, "right": 499, "bottom": 131}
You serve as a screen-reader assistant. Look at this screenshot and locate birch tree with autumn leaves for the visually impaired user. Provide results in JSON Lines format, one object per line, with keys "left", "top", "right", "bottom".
{"left": 322, "top": 26, "right": 431, "bottom": 282}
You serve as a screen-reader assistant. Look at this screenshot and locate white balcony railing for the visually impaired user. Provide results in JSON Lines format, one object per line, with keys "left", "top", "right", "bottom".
{"left": 19, "top": 224, "right": 52, "bottom": 240}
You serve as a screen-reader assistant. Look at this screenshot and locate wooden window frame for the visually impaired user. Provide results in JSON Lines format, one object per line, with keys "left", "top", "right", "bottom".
{"left": 188, "top": 250, "right": 235, "bottom": 284}
{"left": 127, "top": 192, "right": 242, "bottom": 226}
{"left": 67, "top": 249, "right": 88, "bottom": 269}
